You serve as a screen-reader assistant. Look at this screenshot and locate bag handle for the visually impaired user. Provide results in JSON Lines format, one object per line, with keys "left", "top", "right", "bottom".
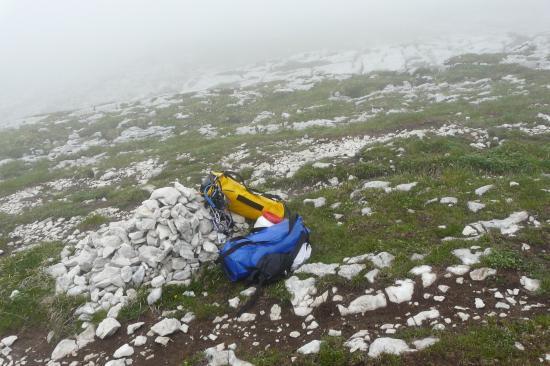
{"left": 220, "top": 213, "right": 300, "bottom": 259}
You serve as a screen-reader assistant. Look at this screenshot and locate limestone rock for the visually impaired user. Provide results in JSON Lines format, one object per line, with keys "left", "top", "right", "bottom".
{"left": 295, "top": 263, "right": 339, "bottom": 277}
{"left": 475, "top": 184, "right": 494, "bottom": 196}
{"left": 368, "top": 337, "right": 410, "bottom": 357}
{"left": 96, "top": 318, "right": 121, "bottom": 339}
{"left": 412, "top": 337, "right": 439, "bottom": 350}
{"left": 469, "top": 267, "right": 497, "bottom": 281}
{"left": 338, "top": 264, "right": 365, "bottom": 280}
{"left": 520, "top": 276, "right": 540, "bottom": 292}
{"left": 297, "top": 340, "right": 322, "bottom": 355}
{"left": 113, "top": 343, "right": 134, "bottom": 358}
{"left": 338, "top": 292, "right": 387, "bottom": 315}
{"left": 51, "top": 339, "right": 78, "bottom": 361}
{"left": 270, "top": 304, "right": 282, "bottom": 321}
{"left": 151, "top": 318, "right": 181, "bottom": 336}
{"left": 385, "top": 279, "right": 414, "bottom": 304}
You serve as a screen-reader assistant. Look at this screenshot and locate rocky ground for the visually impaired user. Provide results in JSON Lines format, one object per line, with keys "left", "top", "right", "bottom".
{"left": 0, "top": 33, "right": 549, "bottom": 365}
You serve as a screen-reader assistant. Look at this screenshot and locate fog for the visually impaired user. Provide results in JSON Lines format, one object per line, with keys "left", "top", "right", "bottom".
{"left": 1, "top": 0, "right": 550, "bottom": 122}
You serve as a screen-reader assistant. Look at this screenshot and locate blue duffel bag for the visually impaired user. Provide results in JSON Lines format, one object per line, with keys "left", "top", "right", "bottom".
{"left": 219, "top": 214, "right": 311, "bottom": 285}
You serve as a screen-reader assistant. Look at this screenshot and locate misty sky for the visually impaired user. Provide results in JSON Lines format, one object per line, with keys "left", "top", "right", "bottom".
{"left": 1, "top": 0, "right": 550, "bottom": 122}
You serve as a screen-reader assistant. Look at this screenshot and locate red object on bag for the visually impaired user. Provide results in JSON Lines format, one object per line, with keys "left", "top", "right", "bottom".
{"left": 262, "top": 211, "right": 283, "bottom": 224}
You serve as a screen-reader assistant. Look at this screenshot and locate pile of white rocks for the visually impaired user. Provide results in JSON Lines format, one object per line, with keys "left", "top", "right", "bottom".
{"left": 47, "top": 182, "right": 244, "bottom": 318}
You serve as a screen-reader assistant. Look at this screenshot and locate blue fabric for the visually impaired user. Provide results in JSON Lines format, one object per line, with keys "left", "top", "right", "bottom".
{"left": 219, "top": 216, "right": 309, "bottom": 281}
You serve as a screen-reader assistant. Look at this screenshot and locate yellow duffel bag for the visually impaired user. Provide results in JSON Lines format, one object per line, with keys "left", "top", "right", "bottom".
{"left": 209, "top": 171, "right": 285, "bottom": 220}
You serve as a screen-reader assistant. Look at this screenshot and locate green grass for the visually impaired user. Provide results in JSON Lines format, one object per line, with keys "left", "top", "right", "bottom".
{"left": 0, "top": 242, "right": 85, "bottom": 338}
{"left": 412, "top": 316, "right": 550, "bottom": 365}
{"left": 78, "top": 214, "right": 109, "bottom": 231}
{"left": 481, "top": 249, "right": 525, "bottom": 270}
{"left": 119, "top": 265, "right": 237, "bottom": 323}
{"left": 118, "top": 288, "right": 149, "bottom": 323}
{"left": 181, "top": 351, "right": 205, "bottom": 366}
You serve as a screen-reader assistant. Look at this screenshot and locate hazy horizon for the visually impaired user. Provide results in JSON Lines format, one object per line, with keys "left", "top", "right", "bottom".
{"left": 1, "top": 0, "right": 550, "bottom": 123}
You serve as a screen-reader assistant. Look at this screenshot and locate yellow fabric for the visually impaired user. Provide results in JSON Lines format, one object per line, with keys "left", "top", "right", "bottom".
{"left": 212, "top": 171, "right": 285, "bottom": 220}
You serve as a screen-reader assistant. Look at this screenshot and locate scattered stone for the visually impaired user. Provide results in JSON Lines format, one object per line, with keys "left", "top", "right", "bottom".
{"left": 469, "top": 267, "right": 497, "bottom": 281}
{"left": 151, "top": 318, "right": 181, "bottom": 336}
{"left": 96, "top": 318, "right": 121, "bottom": 339}
{"left": 363, "top": 181, "right": 391, "bottom": 190}
{"left": 289, "top": 331, "right": 301, "bottom": 338}
{"left": 475, "top": 298, "right": 486, "bottom": 309}
{"left": 181, "top": 312, "right": 196, "bottom": 323}
{"left": 76, "top": 325, "right": 95, "bottom": 349}
{"left": 303, "top": 197, "right": 326, "bottom": 208}
{"left": 438, "top": 285, "right": 450, "bottom": 293}
{"left": 361, "top": 207, "right": 373, "bottom": 216}
{"left": 0, "top": 336, "right": 17, "bottom": 348}
{"left": 51, "top": 339, "right": 78, "bottom": 360}
{"left": 385, "top": 279, "right": 414, "bottom": 304}
{"left": 270, "top": 304, "right": 282, "bottom": 321}
{"left": 407, "top": 309, "right": 440, "bottom": 326}
{"left": 338, "top": 292, "right": 387, "bottom": 315}
{"left": 344, "top": 330, "right": 370, "bottom": 352}
{"left": 155, "top": 336, "right": 171, "bottom": 346}
{"left": 467, "top": 201, "right": 486, "bottom": 213}
{"left": 422, "top": 272, "right": 437, "bottom": 288}
{"left": 409, "top": 265, "right": 432, "bottom": 276}
{"left": 237, "top": 313, "right": 256, "bottom": 322}
{"left": 368, "top": 337, "right": 410, "bottom": 357}
{"left": 412, "top": 337, "right": 440, "bottom": 350}
{"left": 113, "top": 344, "right": 134, "bottom": 358}
{"left": 228, "top": 297, "right": 240, "bottom": 308}
{"left": 371, "top": 252, "right": 395, "bottom": 268}
{"left": 133, "top": 336, "right": 147, "bottom": 347}
{"left": 395, "top": 182, "right": 417, "bottom": 192}
{"left": 475, "top": 184, "right": 494, "bottom": 196}
{"left": 240, "top": 287, "right": 256, "bottom": 297}
{"left": 462, "top": 211, "right": 529, "bottom": 236}
{"left": 127, "top": 322, "right": 145, "bottom": 335}
{"left": 338, "top": 264, "right": 365, "bottom": 280}
{"left": 297, "top": 340, "right": 322, "bottom": 355}
{"left": 204, "top": 345, "right": 253, "bottom": 366}
{"left": 440, "top": 197, "right": 458, "bottom": 205}
{"left": 285, "top": 276, "right": 317, "bottom": 317}
{"left": 295, "top": 263, "right": 339, "bottom": 277}
{"left": 328, "top": 329, "right": 342, "bottom": 337}
{"left": 520, "top": 276, "right": 540, "bottom": 292}
{"left": 446, "top": 264, "right": 471, "bottom": 275}
{"left": 365, "top": 269, "right": 380, "bottom": 283}
{"left": 452, "top": 248, "right": 490, "bottom": 265}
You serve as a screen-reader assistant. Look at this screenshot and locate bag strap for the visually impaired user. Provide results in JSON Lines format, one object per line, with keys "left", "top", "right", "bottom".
{"left": 219, "top": 238, "right": 270, "bottom": 259}
{"left": 221, "top": 212, "right": 301, "bottom": 259}
{"left": 222, "top": 170, "right": 247, "bottom": 186}
{"left": 236, "top": 275, "right": 265, "bottom": 316}
{"left": 234, "top": 230, "right": 310, "bottom": 316}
